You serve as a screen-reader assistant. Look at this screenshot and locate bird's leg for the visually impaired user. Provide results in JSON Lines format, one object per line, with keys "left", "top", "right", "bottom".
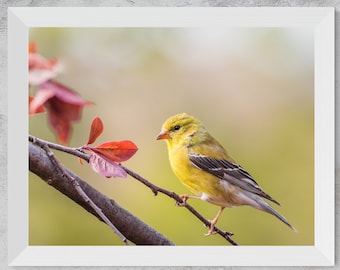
{"left": 205, "top": 207, "right": 225, "bottom": 236}
{"left": 175, "top": 194, "right": 201, "bottom": 206}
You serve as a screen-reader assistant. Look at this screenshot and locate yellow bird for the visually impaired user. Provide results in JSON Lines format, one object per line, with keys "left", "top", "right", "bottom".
{"left": 156, "top": 113, "right": 296, "bottom": 235}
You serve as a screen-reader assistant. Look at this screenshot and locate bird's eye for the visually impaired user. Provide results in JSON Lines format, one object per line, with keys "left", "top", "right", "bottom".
{"left": 173, "top": 125, "right": 181, "bottom": 131}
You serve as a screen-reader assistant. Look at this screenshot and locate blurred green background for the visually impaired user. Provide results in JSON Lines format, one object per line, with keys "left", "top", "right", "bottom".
{"left": 29, "top": 27, "right": 314, "bottom": 246}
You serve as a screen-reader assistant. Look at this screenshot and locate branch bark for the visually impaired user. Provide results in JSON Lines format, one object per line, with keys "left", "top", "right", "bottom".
{"left": 29, "top": 143, "right": 174, "bottom": 245}
{"left": 29, "top": 134, "right": 239, "bottom": 245}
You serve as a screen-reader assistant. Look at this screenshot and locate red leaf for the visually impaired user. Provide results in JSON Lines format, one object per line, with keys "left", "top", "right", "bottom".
{"left": 45, "top": 106, "right": 72, "bottom": 145}
{"left": 87, "top": 117, "right": 104, "bottom": 145}
{"left": 84, "top": 140, "right": 138, "bottom": 163}
{"left": 29, "top": 48, "right": 61, "bottom": 85}
{"left": 78, "top": 157, "right": 84, "bottom": 165}
{"left": 51, "top": 81, "right": 93, "bottom": 106}
{"left": 35, "top": 80, "right": 92, "bottom": 145}
{"left": 29, "top": 96, "right": 45, "bottom": 114}
{"left": 89, "top": 152, "right": 127, "bottom": 178}
{"left": 29, "top": 42, "right": 37, "bottom": 53}
{"left": 39, "top": 81, "right": 93, "bottom": 107}
{"left": 29, "top": 87, "right": 55, "bottom": 114}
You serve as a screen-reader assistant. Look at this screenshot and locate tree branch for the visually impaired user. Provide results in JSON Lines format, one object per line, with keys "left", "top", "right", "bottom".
{"left": 122, "top": 166, "right": 238, "bottom": 245}
{"left": 29, "top": 135, "right": 239, "bottom": 245}
{"left": 39, "top": 141, "right": 130, "bottom": 245}
{"left": 29, "top": 143, "right": 174, "bottom": 245}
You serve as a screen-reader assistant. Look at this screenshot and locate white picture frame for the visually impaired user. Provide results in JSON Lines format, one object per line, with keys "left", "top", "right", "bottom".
{"left": 8, "top": 7, "right": 334, "bottom": 266}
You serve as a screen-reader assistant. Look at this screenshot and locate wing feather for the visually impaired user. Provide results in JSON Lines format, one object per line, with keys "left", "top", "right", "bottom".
{"left": 189, "top": 153, "right": 280, "bottom": 205}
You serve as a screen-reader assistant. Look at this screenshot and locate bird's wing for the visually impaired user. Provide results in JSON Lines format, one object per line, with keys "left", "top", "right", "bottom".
{"left": 189, "top": 153, "right": 280, "bottom": 205}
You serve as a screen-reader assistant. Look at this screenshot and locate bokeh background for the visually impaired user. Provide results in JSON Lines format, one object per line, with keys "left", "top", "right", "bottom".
{"left": 29, "top": 27, "right": 314, "bottom": 246}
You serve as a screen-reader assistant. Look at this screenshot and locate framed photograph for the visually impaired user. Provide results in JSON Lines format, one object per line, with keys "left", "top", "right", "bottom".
{"left": 8, "top": 7, "right": 334, "bottom": 266}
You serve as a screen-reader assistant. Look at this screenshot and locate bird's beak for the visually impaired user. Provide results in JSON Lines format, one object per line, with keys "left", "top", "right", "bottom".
{"left": 156, "top": 129, "right": 170, "bottom": 140}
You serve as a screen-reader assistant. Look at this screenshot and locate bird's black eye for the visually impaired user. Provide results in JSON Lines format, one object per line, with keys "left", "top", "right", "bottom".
{"left": 173, "top": 125, "right": 181, "bottom": 131}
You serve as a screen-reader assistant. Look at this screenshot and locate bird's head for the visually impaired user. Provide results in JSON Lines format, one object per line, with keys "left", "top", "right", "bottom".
{"left": 156, "top": 113, "right": 204, "bottom": 148}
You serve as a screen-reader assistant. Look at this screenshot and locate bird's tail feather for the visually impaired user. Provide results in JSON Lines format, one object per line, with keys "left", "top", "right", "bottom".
{"left": 255, "top": 197, "right": 297, "bottom": 232}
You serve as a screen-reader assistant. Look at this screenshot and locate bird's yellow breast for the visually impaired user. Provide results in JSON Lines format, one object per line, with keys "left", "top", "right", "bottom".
{"left": 168, "top": 143, "right": 235, "bottom": 206}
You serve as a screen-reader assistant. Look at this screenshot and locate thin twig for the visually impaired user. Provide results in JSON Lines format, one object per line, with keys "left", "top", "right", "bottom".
{"left": 121, "top": 166, "right": 238, "bottom": 245}
{"left": 30, "top": 135, "right": 130, "bottom": 245}
{"left": 29, "top": 135, "right": 90, "bottom": 161}
{"left": 29, "top": 134, "right": 239, "bottom": 245}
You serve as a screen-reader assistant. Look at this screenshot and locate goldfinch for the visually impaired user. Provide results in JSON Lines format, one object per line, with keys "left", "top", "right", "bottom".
{"left": 156, "top": 113, "right": 296, "bottom": 235}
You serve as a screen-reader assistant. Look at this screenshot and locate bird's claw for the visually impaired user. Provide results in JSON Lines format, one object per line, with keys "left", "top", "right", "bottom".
{"left": 203, "top": 220, "right": 217, "bottom": 236}
{"left": 203, "top": 219, "right": 233, "bottom": 236}
{"left": 175, "top": 194, "right": 189, "bottom": 207}
{"left": 204, "top": 224, "right": 217, "bottom": 236}
{"left": 175, "top": 201, "right": 186, "bottom": 207}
